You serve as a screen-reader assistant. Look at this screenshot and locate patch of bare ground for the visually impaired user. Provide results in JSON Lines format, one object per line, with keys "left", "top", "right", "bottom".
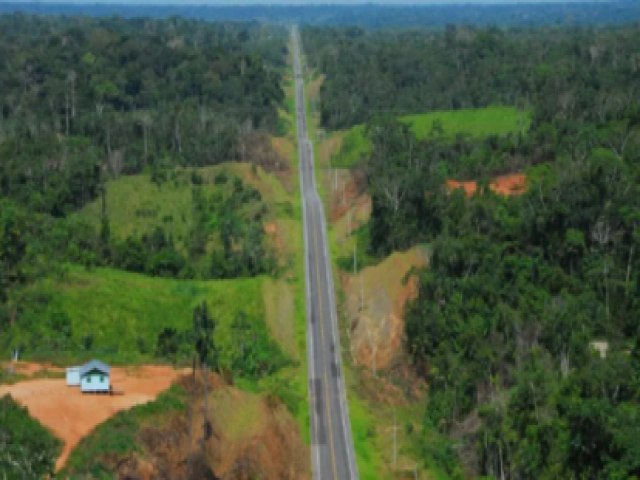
{"left": 103, "top": 373, "right": 310, "bottom": 480}
{"left": 0, "top": 364, "right": 185, "bottom": 471}
{"left": 334, "top": 192, "right": 372, "bottom": 243}
{"left": 356, "top": 364, "right": 427, "bottom": 407}
{"left": 327, "top": 168, "right": 372, "bottom": 243}
{"left": 240, "top": 131, "right": 289, "bottom": 174}
{"left": 2, "top": 361, "right": 63, "bottom": 377}
{"left": 316, "top": 131, "right": 373, "bottom": 241}
{"left": 447, "top": 172, "right": 527, "bottom": 197}
{"left": 342, "top": 246, "right": 429, "bottom": 374}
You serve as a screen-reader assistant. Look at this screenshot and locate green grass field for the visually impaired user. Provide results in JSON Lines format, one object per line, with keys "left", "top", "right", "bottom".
{"left": 78, "top": 163, "right": 289, "bottom": 253}
{"left": 330, "top": 106, "right": 531, "bottom": 168}
{"left": 402, "top": 105, "right": 530, "bottom": 140}
{"left": 346, "top": 382, "right": 386, "bottom": 480}
{"left": 9, "top": 265, "right": 264, "bottom": 364}
{"left": 330, "top": 125, "right": 373, "bottom": 169}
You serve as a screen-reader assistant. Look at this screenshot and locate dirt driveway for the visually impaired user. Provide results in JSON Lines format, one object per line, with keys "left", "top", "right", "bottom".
{"left": 0, "top": 364, "right": 184, "bottom": 470}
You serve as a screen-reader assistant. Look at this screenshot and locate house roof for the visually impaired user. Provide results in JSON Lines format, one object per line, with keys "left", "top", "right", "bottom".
{"left": 80, "top": 359, "right": 110, "bottom": 377}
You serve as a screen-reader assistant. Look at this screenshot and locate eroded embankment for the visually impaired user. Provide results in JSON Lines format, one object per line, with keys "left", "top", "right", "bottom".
{"left": 85, "top": 373, "right": 310, "bottom": 480}
{"left": 342, "top": 246, "right": 429, "bottom": 373}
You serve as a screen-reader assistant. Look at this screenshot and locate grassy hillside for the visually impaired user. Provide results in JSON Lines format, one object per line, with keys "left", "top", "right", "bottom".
{"left": 79, "top": 163, "right": 290, "bottom": 252}
{"left": 329, "top": 125, "right": 373, "bottom": 169}
{"left": 330, "top": 106, "right": 530, "bottom": 168}
{"left": 7, "top": 265, "right": 262, "bottom": 364}
{"left": 6, "top": 158, "right": 303, "bottom": 369}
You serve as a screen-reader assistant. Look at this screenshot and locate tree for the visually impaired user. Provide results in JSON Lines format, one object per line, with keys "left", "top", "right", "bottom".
{"left": 192, "top": 301, "right": 216, "bottom": 369}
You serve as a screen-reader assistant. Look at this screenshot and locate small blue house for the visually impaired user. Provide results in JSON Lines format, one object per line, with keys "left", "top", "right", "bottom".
{"left": 79, "top": 359, "right": 110, "bottom": 393}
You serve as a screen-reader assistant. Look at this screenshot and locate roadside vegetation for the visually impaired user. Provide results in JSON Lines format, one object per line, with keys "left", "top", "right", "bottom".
{"left": 0, "top": 394, "right": 62, "bottom": 478}
{"left": 304, "top": 23, "right": 640, "bottom": 479}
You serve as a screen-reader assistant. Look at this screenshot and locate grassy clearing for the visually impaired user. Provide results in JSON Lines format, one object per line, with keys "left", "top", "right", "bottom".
{"left": 403, "top": 105, "right": 531, "bottom": 140}
{"left": 78, "top": 162, "right": 287, "bottom": 251}
{"left": 79, "top": 169, "right": 195, "bottom": 243}
{"left": 345, "top": 378, "right": 385, "bottom": 479}
{"left": 9, "top": 265, "right": 264, "bottom": 364}
{"left": 329, "top": 125, "right": 372, "bottom": 169}
{"left": 345, "top": 374, "right": 435, "bottom": 480}
{"left": 210, "top": 387, "right": 265, "bottom": 441}
{"left": 263, "top": 278, "right": 296, "bottom": 357}
{"left": 330, "top": 106, "right": 531, "bottom": 169}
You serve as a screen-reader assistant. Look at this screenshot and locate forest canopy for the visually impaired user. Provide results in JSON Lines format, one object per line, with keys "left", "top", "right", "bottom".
{"left": 305, "top": 24, "right": 640, "bottom": 478}
{"left": 0, "top": 15, "right": 286, "bottom": 215}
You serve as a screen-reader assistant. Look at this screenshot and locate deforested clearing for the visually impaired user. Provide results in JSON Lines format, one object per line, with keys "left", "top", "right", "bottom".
{"left": 447, "top": 172, "right": 527, "bottom": 197}
{"left": 0, "top": 365, "right": 184, "bottom": 470}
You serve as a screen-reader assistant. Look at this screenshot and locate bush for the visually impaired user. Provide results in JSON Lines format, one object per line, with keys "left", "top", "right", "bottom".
{"left": 0, "top": 394, "right": 62, "bottom": 478}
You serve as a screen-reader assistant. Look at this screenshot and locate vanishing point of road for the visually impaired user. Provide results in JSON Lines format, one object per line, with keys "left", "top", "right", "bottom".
{"left": 293, "top": 28, "right": 359, "bottom": 480}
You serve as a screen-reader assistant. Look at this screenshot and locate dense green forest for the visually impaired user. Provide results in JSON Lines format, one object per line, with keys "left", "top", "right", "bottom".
{"left": 305, "top": 25, "right": 640, "bottom": 478}
{"left": 0, "top": 16, "right": 286, "bottom": 278}
{"left": 0, "top": 16, "right": 287, "bottom": 311}
{"left": 0, "top": 15, "right": 285, "bottom": 215}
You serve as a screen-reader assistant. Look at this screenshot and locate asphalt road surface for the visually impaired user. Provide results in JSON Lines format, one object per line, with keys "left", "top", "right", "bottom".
{"left": 292, "top": 28, "right": 359, "bottom": 480}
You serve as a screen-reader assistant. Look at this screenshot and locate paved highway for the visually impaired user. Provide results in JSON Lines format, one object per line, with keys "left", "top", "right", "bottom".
{"left": 292, "top": 28, "right": 359, "bottom": 480}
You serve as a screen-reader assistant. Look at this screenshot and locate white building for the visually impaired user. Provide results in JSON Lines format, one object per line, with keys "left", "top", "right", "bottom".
{"left": 79, "top": 360, "right": 111, "bottom": 393}
{"left": 66, "top": 366, "right": 81, "bottom": 386}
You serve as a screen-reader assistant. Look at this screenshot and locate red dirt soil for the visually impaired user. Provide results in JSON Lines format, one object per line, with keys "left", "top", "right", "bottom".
{"left": 447, "top": 172, "right": 526, "bottom": 197}
{"left": 343, "top": 246, "right": 429, "bottom": 371}
{"left": 0, "top": 365, "right": 185, "bottom": 471}
{"left": 5, "top": 361, "right": 63, "bottom": 376}
{"left": 330, "top": 169, "right": 367, "bottom": 222}
{"left": 328, "top": 168, "right": 372, "bottom": 243}
{"left": 104, "top": 374, "right": 310, "bottom": 480}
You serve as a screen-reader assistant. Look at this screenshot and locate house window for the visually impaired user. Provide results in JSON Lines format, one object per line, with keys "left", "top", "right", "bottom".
{"left": 86, "top": 376, "right": 91, "bottom": 383}
{"left": 100, "top": 375, "right": 105, "bottom": 383}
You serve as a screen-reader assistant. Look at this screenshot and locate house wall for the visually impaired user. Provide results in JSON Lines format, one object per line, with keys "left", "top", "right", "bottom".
{"left": 66, "top": 367, "right": 80, "bottom": 386}
{"left": 80, "top": 371, "right": 110, "bottom": 392}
